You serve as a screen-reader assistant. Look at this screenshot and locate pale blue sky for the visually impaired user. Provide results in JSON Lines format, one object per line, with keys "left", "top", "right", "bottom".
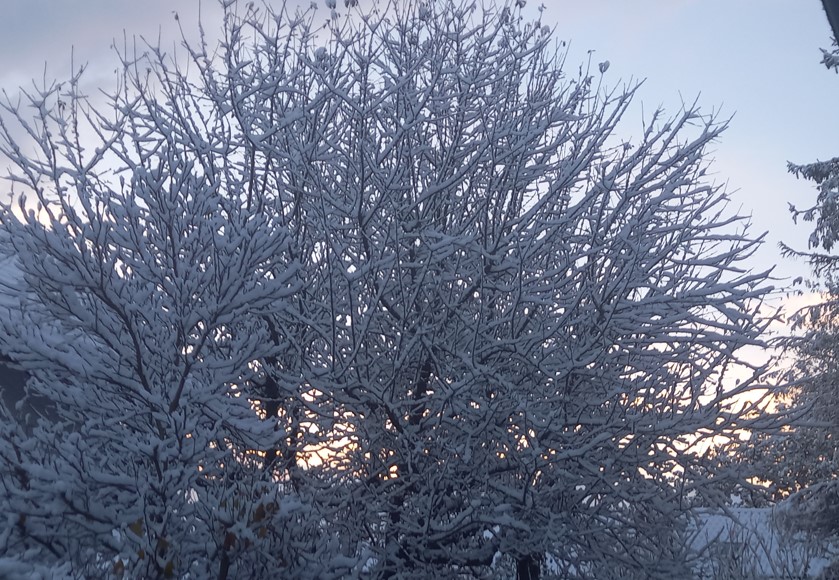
{"left": 1, "top": 0, "right": 836, "bottom": 285}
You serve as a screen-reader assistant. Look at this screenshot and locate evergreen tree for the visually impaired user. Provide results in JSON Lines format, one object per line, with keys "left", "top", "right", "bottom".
{"left": 747, "top": 15, "right": 839, "bottom": 504}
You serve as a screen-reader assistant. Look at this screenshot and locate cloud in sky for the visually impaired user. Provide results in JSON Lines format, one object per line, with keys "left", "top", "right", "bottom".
{"left": 1, "top": 0, "right": 836, "bottom": 284}
{"left": 0, "top": 0, "right": 226, "bottom": 90}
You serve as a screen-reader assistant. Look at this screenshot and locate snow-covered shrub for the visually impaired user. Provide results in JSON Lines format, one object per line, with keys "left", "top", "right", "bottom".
{"left": 777, "top": 480, "right": 839, "bottom": 538}
{"left": 693, "top": 507, "right": 835, "bottom": 579}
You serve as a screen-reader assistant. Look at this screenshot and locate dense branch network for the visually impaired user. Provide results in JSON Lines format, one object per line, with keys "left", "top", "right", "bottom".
{"left": 0, "top": 2, "right": 779, "bottom": 578}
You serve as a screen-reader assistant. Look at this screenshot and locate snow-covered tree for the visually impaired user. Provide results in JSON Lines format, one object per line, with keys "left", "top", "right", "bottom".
{"left": 785, "top": 9, "right": 839, "bottom": 260}
{"left": 0, "top": 39, "right": 337, "bottom": 580}
{"left": 0, "top": 1, "right": 779, "bottom": 578}
{"left": 742, "top": 304, "right": 839, "bottom": 499}
{"left": 748, "top": 13, "right": 839, "bottom": 502}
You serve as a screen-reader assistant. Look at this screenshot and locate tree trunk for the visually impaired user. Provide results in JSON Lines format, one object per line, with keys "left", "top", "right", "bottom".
{"left": 516, "top": 553, "right": 541, "bottom": 580}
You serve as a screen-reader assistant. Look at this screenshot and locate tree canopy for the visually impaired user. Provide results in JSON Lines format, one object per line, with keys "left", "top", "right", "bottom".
{"left": 0, "top": 2, "right": 778, "bottom": 578}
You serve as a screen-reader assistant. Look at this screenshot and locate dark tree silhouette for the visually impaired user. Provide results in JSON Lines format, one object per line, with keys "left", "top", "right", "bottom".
{"left": 823, "top": 0, "right": 839, "bottom": 42}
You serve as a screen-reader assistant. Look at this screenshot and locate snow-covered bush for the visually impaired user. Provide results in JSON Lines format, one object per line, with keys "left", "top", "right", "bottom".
{"left": 0, "top": 1, "right": 779, "bottom": 578}
{"left": 692, "top": 506, "right": 836, "bottom": 579}
{"left": 777, "top": 480, "right": 839, "bottom": 539}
